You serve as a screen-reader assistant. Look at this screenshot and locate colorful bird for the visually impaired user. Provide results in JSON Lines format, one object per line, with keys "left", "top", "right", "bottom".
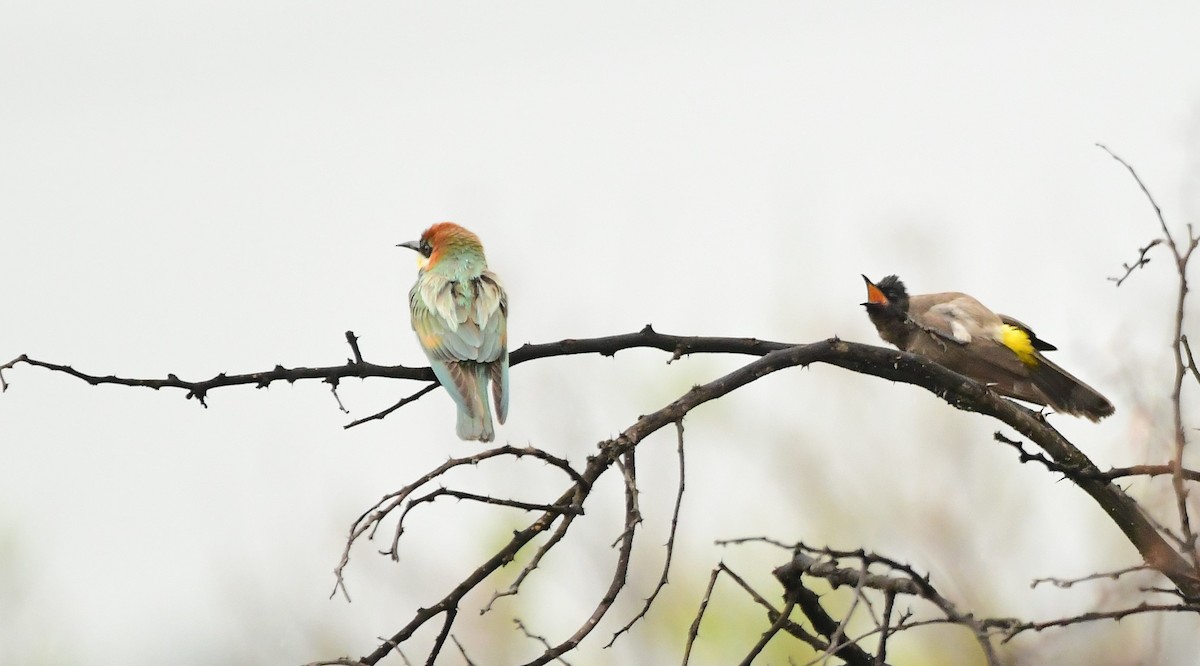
{"left": 398, "top": 223, "right": 508, "bottom": 441}
{"left": 862, "top": 274, "right": 1114, "bottom": 421}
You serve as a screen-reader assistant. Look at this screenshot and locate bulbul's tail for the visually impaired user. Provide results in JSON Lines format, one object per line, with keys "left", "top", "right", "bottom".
{"left": 1030, "top": 354, "right": 1114, "bottom": 422}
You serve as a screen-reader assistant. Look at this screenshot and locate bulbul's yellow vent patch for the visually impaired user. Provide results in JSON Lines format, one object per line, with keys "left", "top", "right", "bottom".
{"left": 1000, "top": 325, "right": 1039, "bottom": 367}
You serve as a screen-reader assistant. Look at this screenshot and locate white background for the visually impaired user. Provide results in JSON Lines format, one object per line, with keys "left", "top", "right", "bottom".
{"left": 3, "top": 2, "right": 1199, "bottom": 664}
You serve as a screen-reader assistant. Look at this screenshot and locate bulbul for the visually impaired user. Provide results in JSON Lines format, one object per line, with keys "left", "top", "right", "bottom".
{"left": 399, "top": 223, "right": 509, "bottom": 442}
{"left": 862, "top": 274, "right": 1114, "bottom": 421}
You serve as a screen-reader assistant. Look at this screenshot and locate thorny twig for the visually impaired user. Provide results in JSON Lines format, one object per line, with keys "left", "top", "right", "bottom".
{"left": 450, "top": 635, "right": 477, "bottom": 666}
{"left": 984, "top": 602, "right": 1200, "bottom": 641}
{"left": 1032, "top": 565, "right": 1152, "bottom": 590}
{"left": 513, "top": 619, "right": 572, "bottom": 666}
{"left": 1109, "top": 239, "right": 1162, "bottom": 286}
{"left": 775, "top": 546, "right": 1000, "bottom": 666}
{"left": 606, "top": 421, "right": 687, "bottom": 647}
{"left": 1100, "top": 143, "right": 1200, "bottom": 563}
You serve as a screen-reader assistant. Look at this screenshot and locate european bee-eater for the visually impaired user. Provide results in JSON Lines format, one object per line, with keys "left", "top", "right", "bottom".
{"left": 862, "top": 274, "right": 1114, "bottom": 421}
{"left": 399, "top": 223, "right": 508, "bottom": 441}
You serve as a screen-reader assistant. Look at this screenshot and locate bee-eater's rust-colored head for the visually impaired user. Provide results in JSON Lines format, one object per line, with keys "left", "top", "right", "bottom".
{"left": 397, "top": 222, "right": 486, "bottom": 271}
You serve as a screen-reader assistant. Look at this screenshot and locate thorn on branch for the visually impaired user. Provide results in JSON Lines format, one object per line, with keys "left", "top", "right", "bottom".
{"left": 345, "top": 330, "right": 365, "bottom": 365}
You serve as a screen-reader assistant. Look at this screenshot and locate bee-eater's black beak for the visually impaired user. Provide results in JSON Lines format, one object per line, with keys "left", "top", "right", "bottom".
{"left": 397, "top": 240, "right": 421, "bottom": 252}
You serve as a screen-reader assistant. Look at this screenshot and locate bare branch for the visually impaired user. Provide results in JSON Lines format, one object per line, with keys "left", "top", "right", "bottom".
{"left": 402, "top": 487, "right": 584, "bottom": 518}
{"left": 1097, "top": 143, "right": 1170, "bottom": 242}
{"left": 450, "top": 635, "right": 477, "bottom": 666}
{"left": 344, "top": 383, "right": 438, "bottom": 429}
{"left": 1083, "top": 464, "right": 1200, "bottom": 484}
{"left": 823, "top": 558, "right": 871, "bottom": 662}
{"left": 737, "top": 597, "right": 797, "bottom": 666}
{"left": 716, "top": 535, "right": 798, "bottom": 550}
{"left": 1109, "top": 239, "right": 1162, "bottom": 286}
{"left": 606, "top": 421, "right": 688, "bottom": 646}
{"left": 722, "top": 562, "right": 829, "bottom": 653}
{"left": 777, "top": 571, "right": 876, "bottom": 666}
{"left": 681, "top": 566, "right": 723, "bottom": 666}
{"left": 875, "top": 591, "right": 896, "bottom": 666}
{"left": 1032, "top": 565, "right": 1153, "bottom": 589}
{"left": 426, "top": 609, "right": 457, "bottom": 666}
{"left": 993, "top": 432, "right": 1071, "bottom": 474}
{"left": 1101, "top": 143, "right": 1200, "bottom": 564}
{"left": 1181, "top": 335, "right": 1200, "bottom": 386}
{"left": 481, "top": 511, "right": 579, "bottom": 614}
{"left": 986, "top": 602, "right": 1200, "bottom": 641}
{"left": 519, "top": 450, "right": 640, "bottom": 666}
{"left": 0, "top": 325, "right": 785, "bottom": 408}
{"left": 331, "top": 445, "right": 585, "bottom": 601}
{"left": 775, "top": 549, "right": 999, "bottom": 666}
{"left": 514, "top": 619, "right": 573, "bottom": 666}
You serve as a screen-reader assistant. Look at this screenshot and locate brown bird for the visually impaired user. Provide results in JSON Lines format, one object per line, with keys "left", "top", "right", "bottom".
{"left": 861, "top": 274, "right": 1114, "bottom": 421}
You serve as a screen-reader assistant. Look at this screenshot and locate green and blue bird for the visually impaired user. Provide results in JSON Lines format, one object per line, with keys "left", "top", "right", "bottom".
{"left": 399, "top": 222, "right": 509, "bottom": 442}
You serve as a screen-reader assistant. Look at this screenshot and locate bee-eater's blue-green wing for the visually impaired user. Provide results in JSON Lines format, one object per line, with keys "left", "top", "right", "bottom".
{"left": 410, "top": 272, "right": 508, "bottom": 429}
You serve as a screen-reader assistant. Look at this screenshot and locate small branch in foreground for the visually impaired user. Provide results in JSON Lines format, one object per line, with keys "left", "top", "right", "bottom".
{"left": 1108, "top": 239, "right": 1162, "bottom": 286}
{"left": 681, "top": 566, "right": 723, "bottom": 666}
{"left": 606, "top": 421, "right": 687, "bottom": 647}
{"left": 330, "top": 445, "right": 585, "bottom": 602}
{"left": 482, "top": 512, "right": 579, "bottom": 614}
{"left": 1181, "top": 335, "right": 1200, "bottom": 386}
{"left": 1100, "top": 142, "right": 1200, "bottom": 566}
{"left": 778, "top": 572, "right": 876, "bottom": 666}
{"left": 343, "top": 382, "right": 437, "bottom": 429}
{"left": 1097, "top": 143, "right": 1169, "bottom": 241}
{"left": 514, "top": 619, "right": 572, "bottom": 666}
{"left": 1031, "top": 565, "right": 1152, "bottom": 590}
{"left": 1083, "top": 464, "right": 1200, "bottom": 484}
{"left": 985, "top": 602, "right": 1200, "bottom": 642}
{"left": 774, "top": 546, "right": 1001, "bottom": 666}
{"left": 993, "top": 432, "right": 1073, "bottom": 475}
{"left": 736, "top": 597, "right": 797, "bottom": 666}
{"left": 450, "top": 636, "right": 477, "bottom": 666}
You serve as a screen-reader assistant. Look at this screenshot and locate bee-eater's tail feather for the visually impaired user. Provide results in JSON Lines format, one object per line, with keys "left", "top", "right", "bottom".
{"left": 455, "top": 364, "right": 495, "bottom": 442}
{"left": 456, "top": 404, "right": 494, "bottom": 442}
{"left": 1030, "top": 355, "right": 1115, "bottom": 422}
{"left": 490, "top": 357, "right": 509, "bottom": 425}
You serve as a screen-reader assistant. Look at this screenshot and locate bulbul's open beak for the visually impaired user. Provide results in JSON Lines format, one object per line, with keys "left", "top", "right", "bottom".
{"left": 861, "top": 275, "right": 888, "bottom": 306}
{"left": 397, "top": 240, "right": 421, "bottom": 251}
